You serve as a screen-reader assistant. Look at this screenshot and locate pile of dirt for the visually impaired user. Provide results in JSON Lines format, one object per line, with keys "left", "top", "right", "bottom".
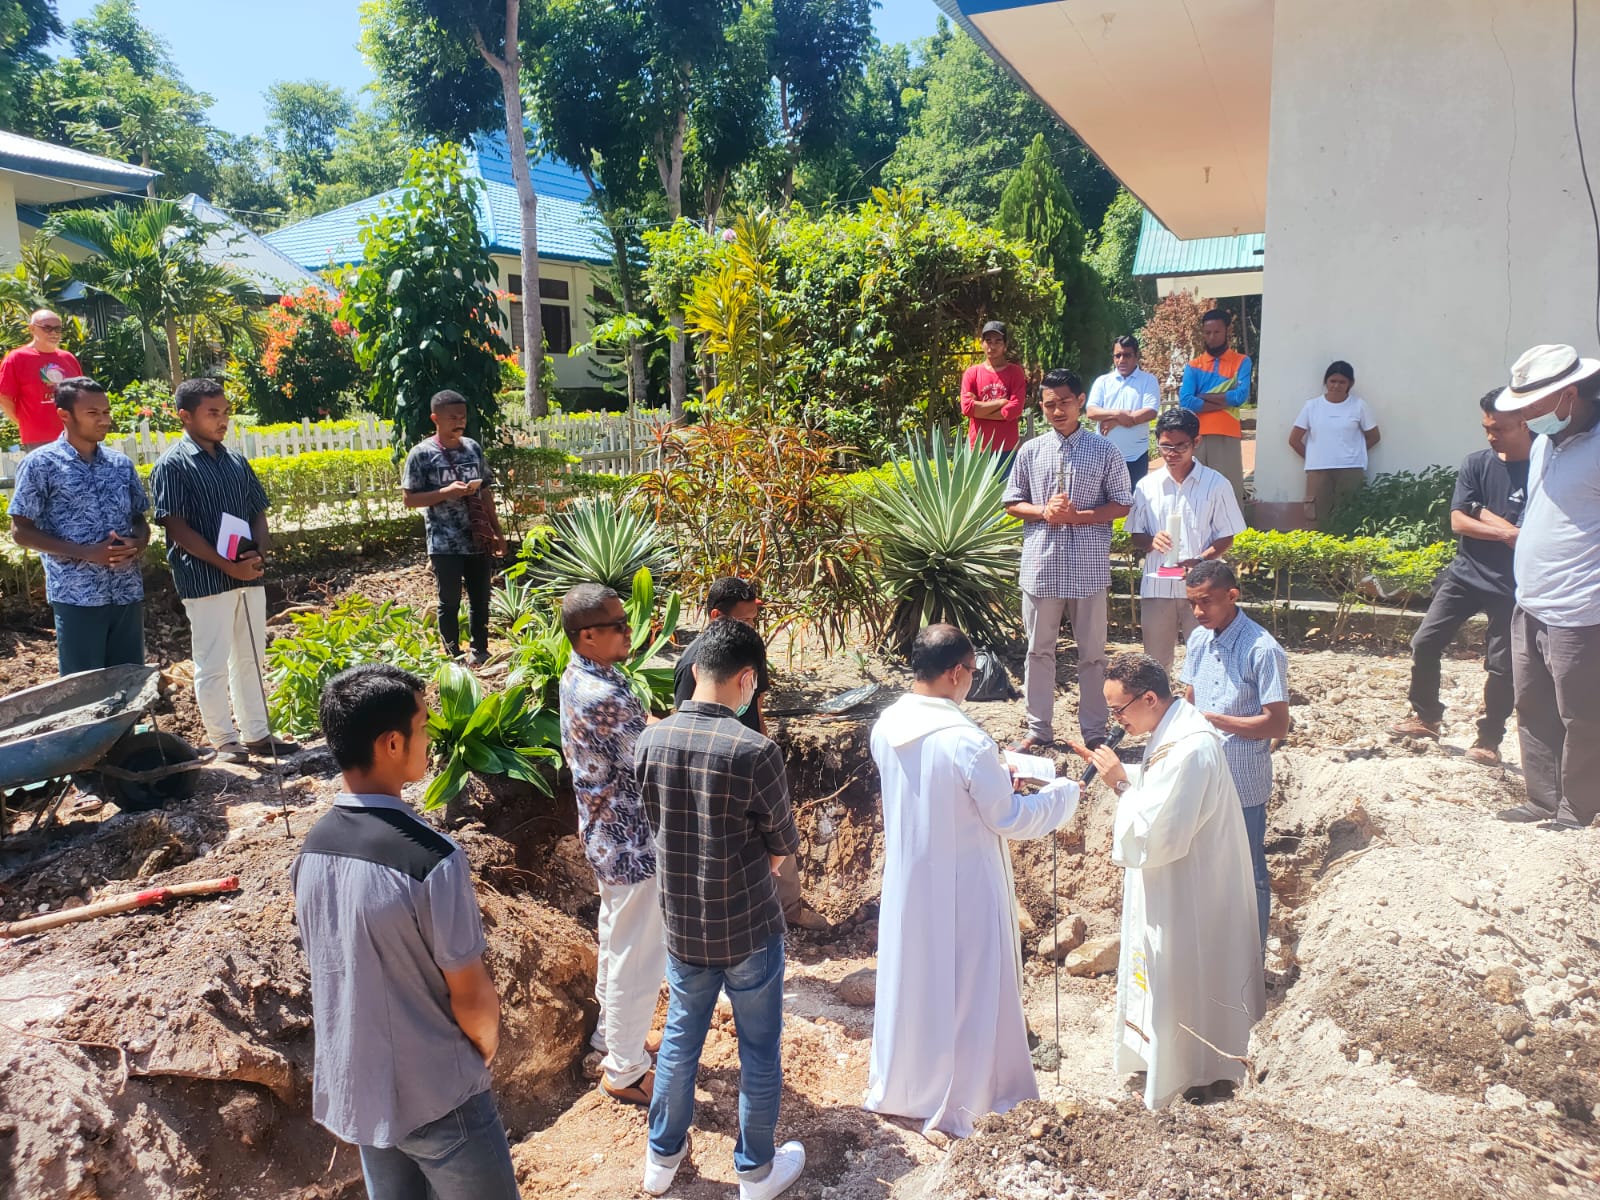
{"left": 0, "top": 764, "right": 598, "bottom": 1199}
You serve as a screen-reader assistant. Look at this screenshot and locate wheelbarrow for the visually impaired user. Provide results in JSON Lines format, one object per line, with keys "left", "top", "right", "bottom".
{"left": 0, "top": 665, "right": 214, "bottom": 833}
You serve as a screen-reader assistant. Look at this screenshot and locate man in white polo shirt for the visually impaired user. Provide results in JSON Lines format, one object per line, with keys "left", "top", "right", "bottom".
{"left": 1086, "top": 335, "right": 1162, "bottom": 489}
{"left": 1491, "top": 344, "right": 1600, "bottom": 832}
{"left": 1126, "top": 408, "right": 1247, "bottom": 670}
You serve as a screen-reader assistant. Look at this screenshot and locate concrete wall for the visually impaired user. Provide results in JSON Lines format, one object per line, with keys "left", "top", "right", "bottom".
{"left": 0, "top": 176, "right": 22, "bottom": 270}
{"left": 490, "top": 254, "right": 604, "bottom": 393}
{"left": 1255, "top": 0, "right": 1600, "bottom": 521}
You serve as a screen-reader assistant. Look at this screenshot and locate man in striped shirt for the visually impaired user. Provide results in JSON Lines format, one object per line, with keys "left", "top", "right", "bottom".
{"left": 151, "top": 378, "right": 298, "bottom": 765}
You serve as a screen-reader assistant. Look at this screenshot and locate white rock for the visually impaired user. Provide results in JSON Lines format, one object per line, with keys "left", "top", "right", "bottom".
{"left": 1064, "top": 936, "right": 1121, "bottom": 977}
{"left": 1523, "top": 984, "right": 1565, "bottom": 1019}
{"left": 1485, "top": 1084, "right": 1528, "bottom": 1111}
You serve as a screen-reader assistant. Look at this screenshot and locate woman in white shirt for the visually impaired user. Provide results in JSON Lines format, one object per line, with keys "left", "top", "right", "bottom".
{"left": 1289, "top": 360, "right": 1380, "bottom": 526}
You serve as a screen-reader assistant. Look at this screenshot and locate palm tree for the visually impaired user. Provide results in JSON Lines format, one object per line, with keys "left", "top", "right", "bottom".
{"left": 47, "top": 201, "right": 258, "bottom": 381}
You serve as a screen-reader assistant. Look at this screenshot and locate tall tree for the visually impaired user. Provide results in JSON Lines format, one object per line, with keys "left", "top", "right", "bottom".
{"left": 0, "top": 0, "right": 62, "bottom": 130}
{"left": 998, "top": 134, "right": 1110, "bottom": 375}
{"left": 207, "top": 131, "right": 288, "bottom": 229}
{"left": 888, "top": 21, "right": 1115, "bottom": 229}
{"left": 49, "top": 200, "right": 257, "bottom": 380}
{"left": 361, "top": 0, "right": 546, "bottom": 417}
{"left": 768, "top": 0, "right": 873, "bottom": 201}
{"left": 68, "top": 0, "right": 171, "bottom": 76}
{"left": 289, "top": 102, "right": 411, "bottom": 220}
{"left": 265, "top": 80, "right": 355, "bottom": 204}
{"left": 1088, "top": 188, "right": 1157, "bottom": 338}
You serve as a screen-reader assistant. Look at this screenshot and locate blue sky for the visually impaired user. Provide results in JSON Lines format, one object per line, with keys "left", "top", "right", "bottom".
{"left": 53, "top": 0, "right": 947, "bottom": 138}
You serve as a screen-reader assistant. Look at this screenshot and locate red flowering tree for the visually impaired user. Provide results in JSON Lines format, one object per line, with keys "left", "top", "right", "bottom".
{"left": 233, "top": 286, "right": 362, "bottom": 422}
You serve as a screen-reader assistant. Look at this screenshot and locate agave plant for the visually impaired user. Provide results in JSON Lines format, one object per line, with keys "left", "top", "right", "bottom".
{"left": 424, "top": 663, "right": 561, "bottom": 810}
{"left": 530, "top": 496, "right": 670, "bottom": 594}
{"left": 857, "top": 428, "right": 1023, "bottom": 653}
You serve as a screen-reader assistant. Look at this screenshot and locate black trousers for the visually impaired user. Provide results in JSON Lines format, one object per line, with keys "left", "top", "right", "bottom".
{"left": 1125, "top": 454, "right": 1150, "bottom": 489}
{"left": 1406, "top": 571, "right": 1514, "bottom": 744}
{"left": 1512, "top": 607, "right": 1600, "bottom": 825}
{"left": 431, "top": 553, "right": 492, "bottom": 655}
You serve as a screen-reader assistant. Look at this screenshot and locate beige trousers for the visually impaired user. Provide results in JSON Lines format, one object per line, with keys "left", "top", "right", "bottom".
{"left": 182, "top": 586, "right": 270, "bottom": 748}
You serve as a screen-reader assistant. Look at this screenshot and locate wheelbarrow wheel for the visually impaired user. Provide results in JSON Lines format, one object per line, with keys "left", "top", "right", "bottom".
{"left": 98, "top": 731, "right": 209, "bottom": 813}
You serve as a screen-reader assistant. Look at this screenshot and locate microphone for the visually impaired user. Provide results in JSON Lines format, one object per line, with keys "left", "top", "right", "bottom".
{"left": 1081, "top": 725, "right": 1127, "bottom": 788}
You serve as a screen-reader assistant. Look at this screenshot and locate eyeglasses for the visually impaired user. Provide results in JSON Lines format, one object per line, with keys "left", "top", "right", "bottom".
{"left": 1109, "top": 692, "right": 1150, "bottom": 718}
{"left": 1156, "top": 441, "right": 1194, "bottom": 456}
{"left": 576, "top": 618, "right": 630, "bottom": 634}
{"left": 33, "top": 323, "right": 63, "bottom": 332}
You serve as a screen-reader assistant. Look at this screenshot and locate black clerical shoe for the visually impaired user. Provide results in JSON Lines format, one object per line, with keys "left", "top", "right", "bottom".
{"left": 1496, "top": 806, "right": 1545, "bottom": 824}
{"left": 1538, "top": 818, "right": 1586, "bottom": 832}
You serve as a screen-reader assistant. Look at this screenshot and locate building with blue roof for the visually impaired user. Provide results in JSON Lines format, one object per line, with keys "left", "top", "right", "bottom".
{"left": 265, "top": 132, "right": 613, "bottom": 391}
{"left": 0, "top": 129, "right": 162, "bottom": 269}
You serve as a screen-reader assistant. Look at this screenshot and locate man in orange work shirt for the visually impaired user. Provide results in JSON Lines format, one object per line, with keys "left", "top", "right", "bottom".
{"left": 960, "top": 320, "right": 1027, "bottom": 460}
{"left": 0, "top": 310, "right": 81, "bottom": 449}
{"left": 1178, "top": 308, "right": 1254, "bottom": 505}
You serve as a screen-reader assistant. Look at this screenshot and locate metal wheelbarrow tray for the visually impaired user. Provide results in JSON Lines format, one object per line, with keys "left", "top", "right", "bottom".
{"left": 0, "top": 665, "right": 164, "bottom": 793}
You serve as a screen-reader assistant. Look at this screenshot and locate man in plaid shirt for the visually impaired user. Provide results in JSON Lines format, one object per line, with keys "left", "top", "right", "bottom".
{"left": 634, "top": 619, "right": 805, "bottom": 1200}
{"left": 1003, "top": 368, "right": 1134, "bottom": 750}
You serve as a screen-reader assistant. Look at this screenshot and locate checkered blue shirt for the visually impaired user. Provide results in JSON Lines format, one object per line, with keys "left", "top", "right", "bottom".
{"left": 1180, "top": 610, "right": 1288, "bottom": 809}
{"left": 1002, "top": 427, "right": 1133, "bottom": 598}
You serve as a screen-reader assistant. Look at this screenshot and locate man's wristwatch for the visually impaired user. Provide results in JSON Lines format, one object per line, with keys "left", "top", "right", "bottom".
{"left": 1113, "top": 779, "right": 1131, "bottom": 795}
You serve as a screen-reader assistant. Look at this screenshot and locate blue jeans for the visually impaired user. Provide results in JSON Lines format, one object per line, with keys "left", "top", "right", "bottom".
{"left": 1241, "top": 804, "right": 1270, "bottom": 947}
{"left": 53, "top": 601, "right": 145, "bottom": 676}
{"left": 357, "top": 1090, "right": 518, "bottom": 1200}
{"left": 649, "top": 933, "right": 786, "bottom": 1178}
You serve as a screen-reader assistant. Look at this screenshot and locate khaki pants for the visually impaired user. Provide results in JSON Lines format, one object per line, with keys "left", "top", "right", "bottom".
{"left": 1022, "top": 590, "right": 1109, "bottom": 744}
{"left": 1140, "top": 596, "right": 1198, "bottom": 673}
{"left": 1195, "top": 434, "right": 1244, "bottom": 504}
{"left": 1304, "top": 467, "right": 1365, "bottom": 526}
{"left": 182, "top": 587, "right": 270, "bottom": 748}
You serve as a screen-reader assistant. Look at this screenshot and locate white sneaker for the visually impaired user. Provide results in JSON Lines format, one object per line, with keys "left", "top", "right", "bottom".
{"left": 642, "top": 1134, "right": 690, "bottom": 1196}
{"left": 738, "top": 1141, "right": 805, "bottom": 1200}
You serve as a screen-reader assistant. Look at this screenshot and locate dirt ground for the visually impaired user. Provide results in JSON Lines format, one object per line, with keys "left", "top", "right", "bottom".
{"left": 3, "top": 561, "right": 1599, "bottom": 1199}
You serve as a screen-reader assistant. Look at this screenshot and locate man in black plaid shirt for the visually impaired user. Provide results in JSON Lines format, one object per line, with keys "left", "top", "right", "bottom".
{"left": 634, "top": 619, "right": 805, "bottom": 1200}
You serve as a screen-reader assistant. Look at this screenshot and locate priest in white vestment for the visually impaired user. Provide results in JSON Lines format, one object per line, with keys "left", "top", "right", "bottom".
{"left": 1081, "top": 652, "right": 1266, "bottom": 1110}
{"left": 865, "top": 624, "right": 1081, "bottom": 1137}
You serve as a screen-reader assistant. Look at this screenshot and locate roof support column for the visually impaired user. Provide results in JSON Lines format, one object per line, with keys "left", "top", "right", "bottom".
{"left": 0, "top": 177, "right": 22, "bottom": 270}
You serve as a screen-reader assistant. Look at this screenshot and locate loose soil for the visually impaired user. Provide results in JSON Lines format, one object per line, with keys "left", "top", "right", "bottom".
{"left": 3, "top": 560, "right": 1599, "bottom": 1198}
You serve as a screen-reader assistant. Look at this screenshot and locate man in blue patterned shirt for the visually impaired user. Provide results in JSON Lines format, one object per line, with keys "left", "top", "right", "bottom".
{"left": 558, "top": 583, "right": 666, "bottom": 1107}
{"left": 9, "top": 377, "right": 150, "bottom": 675}
{"left": 1180, "top": 561, "right": 1289, "bottom": 947}
{"left": 1002, "top": 368, "right": 1134, "bottom": 750}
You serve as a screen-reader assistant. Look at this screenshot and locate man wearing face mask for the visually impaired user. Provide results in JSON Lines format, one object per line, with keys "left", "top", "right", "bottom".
{"left": 1491, "top": 344, "right": 1600, "bottom": 831}
{"left": 864, "top": 624, "right": 1079, "bottom": 1138}
{"left": 636, "top": 618, "right": 805, "bottom": 1200}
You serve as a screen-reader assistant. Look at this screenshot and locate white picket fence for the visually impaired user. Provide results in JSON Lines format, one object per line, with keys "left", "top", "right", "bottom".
{"left": 0, "top": 410, "right": 672, "bottom": 489}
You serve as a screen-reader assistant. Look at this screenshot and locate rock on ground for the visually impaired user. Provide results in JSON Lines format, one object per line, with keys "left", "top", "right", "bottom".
{"left": 1063, "top": 935, "right": 1119, "bottom": 977}
{"left": 1036, "top": 914, "right": 1087, "bottom": 961}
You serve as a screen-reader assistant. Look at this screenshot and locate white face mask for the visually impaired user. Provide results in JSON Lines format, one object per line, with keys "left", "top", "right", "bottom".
{"left": 1526, "top": 397, "right": 1572, "bottom": 437}
{"left": 735, "top": 670, "right": 757, "bottom": 717}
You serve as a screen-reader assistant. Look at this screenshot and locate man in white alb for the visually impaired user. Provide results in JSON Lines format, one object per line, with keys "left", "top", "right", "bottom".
{"left": 1126, "top": 407, "right": 1246, "bottom": 671}
{"left": 1079, "top": 653, "right": 1264, "bottom": 1110}
{"left": 866, "top": 624, "right": 1080, "bottom": 1138}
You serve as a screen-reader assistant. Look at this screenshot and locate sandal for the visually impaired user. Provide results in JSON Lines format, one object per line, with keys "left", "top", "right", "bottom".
{"left": 601, "top": 1068, "right": 655, "bottom": 1106}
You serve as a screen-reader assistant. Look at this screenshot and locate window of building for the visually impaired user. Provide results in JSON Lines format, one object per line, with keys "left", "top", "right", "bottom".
{"left": 508, "top": 301, "right": 573, "bottom": 355}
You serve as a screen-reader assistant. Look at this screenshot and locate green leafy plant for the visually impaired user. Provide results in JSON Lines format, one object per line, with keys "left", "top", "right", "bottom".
{"left": 233, "top": 286, "right": 361, "bottom": 423}
{"left": 266, "top": 596, "right": 445, "bottom": 738}
{"left": 1325, "top": 465, "right": 1457, "bottom": 541}
{"left": 341, "top": 145, "right": 508, "bottom": 450}
{"left": 504, "top": 566, "right": 681, "bottom": 713}
{"left": 424, "top": 663, "right": 561, "bottom": 811}
{"left": 856, "top": 428, "right": 1022, "bottom": 652}
{"left": 530, "top": 496, "right": 670, "bottom": 594}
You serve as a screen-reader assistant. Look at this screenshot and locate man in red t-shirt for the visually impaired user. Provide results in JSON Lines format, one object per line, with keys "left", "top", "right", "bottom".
{"left": 1, "top": 310, "right": 81, "bottom": 449}
{"left": 959, "top": 320, "right": 1028, "bottom": 455}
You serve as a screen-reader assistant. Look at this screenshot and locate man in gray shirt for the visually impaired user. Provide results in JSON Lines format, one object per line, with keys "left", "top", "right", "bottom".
{"left": 1492, "top": 344, "right": 1600, "bottom": 831}
{"left": 291, "top": 664, "right": 516, "bottom": 1199}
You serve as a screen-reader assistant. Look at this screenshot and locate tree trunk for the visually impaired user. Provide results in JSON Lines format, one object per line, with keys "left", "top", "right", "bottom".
{"left": 655, "top": 111, "right": 688, "bottom": 425}
{"left": 476, "top": 0, "right": 544, "bottom": 419}
{"left": 162, "top": 317, "right": 181, "bottom": 383}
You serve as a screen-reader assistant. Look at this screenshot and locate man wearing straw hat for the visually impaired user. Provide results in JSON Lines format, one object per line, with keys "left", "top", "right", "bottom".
{"left": 1490, "top": 344, "right": 1600, "bottom": 831}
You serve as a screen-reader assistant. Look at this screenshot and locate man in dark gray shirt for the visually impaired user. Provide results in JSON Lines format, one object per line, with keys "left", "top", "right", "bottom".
{"left": 291, "top": 664, "right": 516, "bottom": 1200}
{"left": 636, "top": 619, "right": 806, "bottom": 1200}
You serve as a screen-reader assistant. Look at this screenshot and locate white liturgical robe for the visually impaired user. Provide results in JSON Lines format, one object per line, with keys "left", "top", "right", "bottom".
{"left": 1112, "top": 698, "right": 1265, "bottom": 1109}
{"left": 865, "top": 693, "right": 1080, "bottom": 1137}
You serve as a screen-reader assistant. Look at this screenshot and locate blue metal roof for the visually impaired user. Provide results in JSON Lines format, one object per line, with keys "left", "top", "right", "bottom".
{"left": 1131, "top": 210, "right": 1264, "bottom": 278}
{"left": 264, "top": 134, "right": 610, "bottom": 271}
{"left": 0, "top": 129, "right": 161, "bottom": 193}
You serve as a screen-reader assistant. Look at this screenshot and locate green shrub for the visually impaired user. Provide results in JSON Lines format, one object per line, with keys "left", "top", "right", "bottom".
{"left": 109, "top": 381, "right": 182, "bottom": 433}
{"left": 265, "top": 596, "right": 445, "bottom": 738}
{"left": 424, "top": 663, "right": 560, "bottom": 811}
{"left": 1326, "top": 465, "right": 1456, "bottom": 541}
{"left": 856, "top": 429, "right": 1022, "bottom": 652}
{"left": 528, "top": 496, "right": 670, "bottom": 594}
